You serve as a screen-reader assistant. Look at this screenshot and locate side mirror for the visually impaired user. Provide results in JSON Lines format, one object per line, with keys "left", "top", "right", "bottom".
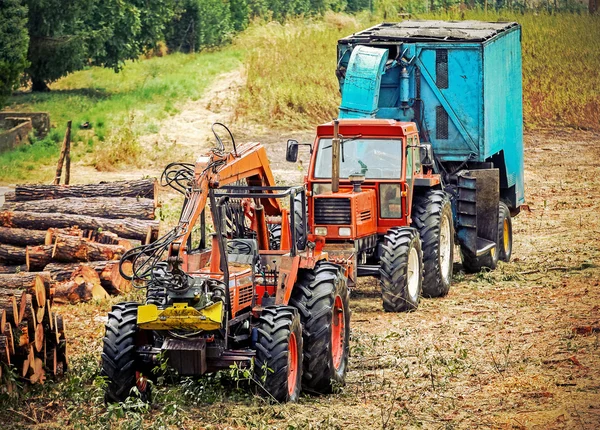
{"left": 419, "top": 143, "right": 434, "bottom": 167}
{"left": 286, "top": 139, "right": 299, "bottom": 162}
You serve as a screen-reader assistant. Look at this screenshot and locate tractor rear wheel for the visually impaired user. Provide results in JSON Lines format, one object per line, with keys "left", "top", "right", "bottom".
{"left": 101, "top": 302, "right": 150, "bottom": 403}
{"left": 255, "top": 306, "right": 303, "bottom": 402}
{"left": 412, "top": 190, "right": 454, "bottom": 297}
{"left": 379, "top": 227, "right": 423, "bottom": 312}
{"left": 290, "top": 261, "right": 350, "bottom": 394}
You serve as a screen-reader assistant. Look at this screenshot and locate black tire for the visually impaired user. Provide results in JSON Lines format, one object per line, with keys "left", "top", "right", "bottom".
{"left": 268, "top": 224, "right": 281, "bottom": 250}
{"left": 101, "top": 302, "right": 150, "bottom": 403}
{"left": 498, "top": 202, "right": 512, "bottom": 262}
{"left": 379, "top": 227, "right": 423, "bottom": 312}
{"left": 412, "top": 190, "right": 454, "bottom": 298}
{"left": 255, "top": 306, "right": 303, "bottom": 402}
{"left": 146, "top": 285, "right": 166, "bottom": 306}
{"left": 293, "top": 194, "right": 307, "bottom": 251}
{"left": 290, "top": 261, "right": 350, "bottom": 394}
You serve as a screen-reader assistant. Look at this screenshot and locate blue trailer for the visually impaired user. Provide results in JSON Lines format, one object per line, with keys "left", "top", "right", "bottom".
{"left": 286, "top": 20, "right": 526, "bottom": 311}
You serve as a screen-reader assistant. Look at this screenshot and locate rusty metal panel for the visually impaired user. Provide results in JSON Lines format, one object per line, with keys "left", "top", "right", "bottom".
{"left": 163, "top": 338, "right": 207, "bottom": 376}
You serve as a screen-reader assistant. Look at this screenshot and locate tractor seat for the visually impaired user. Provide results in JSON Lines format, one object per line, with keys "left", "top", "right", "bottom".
{"left": 227, "top": 238, "right": 259, "bottom": 266}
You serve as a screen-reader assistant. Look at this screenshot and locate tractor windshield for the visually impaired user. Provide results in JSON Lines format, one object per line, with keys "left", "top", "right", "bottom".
{"left": 314, "top": 138, "right": 403, "bottom": 179}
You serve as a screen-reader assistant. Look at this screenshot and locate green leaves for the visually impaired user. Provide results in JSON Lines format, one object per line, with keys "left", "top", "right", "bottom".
{"left": 0, "top": 0, "right": 29, "bottom": 108}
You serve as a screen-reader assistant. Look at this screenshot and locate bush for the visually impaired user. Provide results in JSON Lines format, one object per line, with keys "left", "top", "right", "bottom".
{"left": 0, "top": 0, "right": 29, "bottom": 107}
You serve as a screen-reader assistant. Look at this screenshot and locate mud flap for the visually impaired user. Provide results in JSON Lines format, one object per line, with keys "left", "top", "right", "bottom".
{"left": 456, "top": 169, "right": 499, "bottom": 255}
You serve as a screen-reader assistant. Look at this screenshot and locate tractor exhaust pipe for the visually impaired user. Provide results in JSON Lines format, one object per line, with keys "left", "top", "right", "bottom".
{"left": 332, "top": 119, "right": 340, "bottom": 193}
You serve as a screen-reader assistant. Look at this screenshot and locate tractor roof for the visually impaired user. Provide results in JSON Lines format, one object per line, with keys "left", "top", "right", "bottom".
{"left": 340, "top": 20, "right": 519, "bottom": 44}
{"left": 317, "top": 119, "right": 418, "bottom": 137}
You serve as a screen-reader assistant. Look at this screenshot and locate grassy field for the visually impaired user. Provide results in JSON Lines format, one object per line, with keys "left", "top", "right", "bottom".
{"left": 0, "top": 49, "right": 243, "bottom": 183}
{"left": 236, "top": 11, "right": 600, "bottom": 131}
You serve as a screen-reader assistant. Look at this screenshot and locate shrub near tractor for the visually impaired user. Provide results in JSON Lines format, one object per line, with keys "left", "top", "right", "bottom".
{"left": 287, "top": 21, "right": 524, "bottom": 312}
{"left": 101, "top": 125, "right": 350, "bottom": 403}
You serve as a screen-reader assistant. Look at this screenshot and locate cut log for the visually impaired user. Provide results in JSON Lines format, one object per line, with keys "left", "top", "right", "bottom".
{"left": 26, "top": 245, "right": 54, "bottom": 271}
{"left": 34, "top": 323, "right": 44, "bottom": 352}
{"left": 45, "top": 227, "right": 83, "bottom": 246}
{"left": 0, "top": 227, "right": 46, "bottom": 247}
{"left": 0, "top": 243, "right": 26, "bottom": 264}
{"left": 2, "top": 322, "right": 14, "bottom": 356}
{"left": 0, "top": 335, "right": 10, "bottom": 365}
{"left": 4, "top": 191, "right": 15, "bottom": 202}
{"left": 43, "top": 299, "right": 53, "bottom": 331}
{"left": 0, "top": 264, "right": 27, "bottom": 274}
{"left": 44, "top": 261, "right": 132, "bottom": 295}
{"left": 52, "top": 235, "right": 127, "bottom": 263}
{"left": 0, "top": 309, "right": 5, "bottom": 329}
{"left": 3, "top": 197, "right": 156, "bottom": 220}
{"left": 22, "top": 345, "right": 34, "bottom": 377}
{"left": 22, "top": 295, "right": 37, "bottom": 334}
{"left": 11, "top": 179, "right": 157, "bottom": 203}
{"left": 14, "top": 320, "right": 28, "bottom": 348}
{"left": 52, "top": 280, "right": 107, "bottom": 304}
{"left": 0, "top": 290, "right": 22, "bottom": 325}
{"left": 29, "top": 357, "right": 45, "bottom": 384}
{"left": 0, "top": 272, "right": 48, "bottom": 308}
{"left": 0, "top": 211, "right": 159, "bottom": 242}
{"left": 46, "top": 345, "right": 57, "bottom": 376}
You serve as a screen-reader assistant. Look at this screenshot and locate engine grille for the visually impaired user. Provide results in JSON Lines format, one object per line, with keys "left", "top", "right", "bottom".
{"left": 314, "top": 198, "right": 351, "bottom": 225}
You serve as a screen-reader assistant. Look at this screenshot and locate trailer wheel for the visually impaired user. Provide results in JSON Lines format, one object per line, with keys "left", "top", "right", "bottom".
{"left": 290, "top": 261, "right": 350, "bottom": 393}
{"left": 101, "top": 302, "right": 150, "bottom": 403}
{"left": 255, "top": 306, "right": 303, "bottom": 402}
{"left": 498, "top": 202, "right": 512, "bottom": 262}
{"left": 379, "top": 227, "right": 423, "bottom": 312}
{"left": 268, "top": 224, "right": 281, "bottom": 250}
{"left": 412, "top": 190, "right": 454, "bottom": 297}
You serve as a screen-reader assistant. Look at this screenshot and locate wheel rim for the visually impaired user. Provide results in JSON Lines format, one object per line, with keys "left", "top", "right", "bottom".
{"left": 503, "top": 219, "right": 510, "bottom": 254}
{"left": 331, "top": 295, "right": 345, "bottom": 370}
{"left": 287, "top": 332, "right": 298, "bottom": 396}
{"left": 439, "top": 214, "right": 452, "bottom": 283}
{"left": 407, "top": 247, "right": 420, "bottom": 301}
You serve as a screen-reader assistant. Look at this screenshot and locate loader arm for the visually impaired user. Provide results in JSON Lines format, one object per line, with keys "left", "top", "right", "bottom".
{"left": 173, "top": 141, "right": 282, "bottom": 258}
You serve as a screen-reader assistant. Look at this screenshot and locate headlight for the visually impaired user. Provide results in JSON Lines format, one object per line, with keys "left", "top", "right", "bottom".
{"left": 338, "top": 227, "right": 352, "bottom": 237}
{"left": 315, "top": 227, "right": 328, "bottom": 236}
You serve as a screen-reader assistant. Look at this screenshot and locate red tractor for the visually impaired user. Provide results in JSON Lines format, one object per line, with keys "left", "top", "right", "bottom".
{"left": 286, "top": 119, "right": 454, "bottom": 312}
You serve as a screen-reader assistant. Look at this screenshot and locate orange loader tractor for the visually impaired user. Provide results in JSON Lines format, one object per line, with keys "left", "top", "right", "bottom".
{"left": 101, "top": 125, "right": 350, "bottom": 403}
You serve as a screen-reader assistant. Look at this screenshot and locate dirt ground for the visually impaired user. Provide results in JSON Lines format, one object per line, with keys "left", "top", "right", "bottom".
{"left": 3, "top": 71, "right": 600, "bottom": 429}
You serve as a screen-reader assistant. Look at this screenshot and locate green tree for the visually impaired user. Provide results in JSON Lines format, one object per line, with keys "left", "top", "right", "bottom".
{"left": 24, "top": 0, "right": 175, "bottom": 91}
{"left": 0, "top": 0, "right": 29, "bottom": 107}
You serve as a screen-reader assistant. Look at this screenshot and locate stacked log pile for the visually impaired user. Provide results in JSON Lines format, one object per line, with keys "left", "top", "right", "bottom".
{"left": 0, "top": 179, "right": 159, "bottom": 386}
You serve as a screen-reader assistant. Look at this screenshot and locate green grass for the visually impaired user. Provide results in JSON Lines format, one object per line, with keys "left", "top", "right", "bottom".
{"left": 0, "top": 49, "right": 243, "bottom": 183}
{"left": 236, "top": 11, "right": 600, "bottom": 131}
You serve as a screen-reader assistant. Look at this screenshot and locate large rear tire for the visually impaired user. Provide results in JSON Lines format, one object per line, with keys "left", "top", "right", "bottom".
{"left": 412, "top": 190, "right": 454, "bottom": 297}
{"left": 290, "top": 261, "right": 350, "bottom": 394}
{"left": 101, "top": 302, "right": 150, "bottom": 403}
{"left": 379, "top": 227, "right": 423, "bottom": 312}
{"left": 255, "top": 306, "right": 303, "bottom": 402}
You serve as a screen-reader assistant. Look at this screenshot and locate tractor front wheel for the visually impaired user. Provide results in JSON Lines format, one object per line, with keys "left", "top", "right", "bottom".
{"left": 101, "top": 302, "right": 150, "bottom": 403}
{"left": 255, "top": 306, "right": 303, "bottom": 402}
{"left": 290, "top": 261, "right": 350, "bottom": 394}
{"left": 379, "top": 227, "right": 423, "bottom": 312}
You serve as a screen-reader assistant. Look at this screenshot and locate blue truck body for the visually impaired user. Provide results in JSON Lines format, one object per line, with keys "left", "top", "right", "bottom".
{"left": 336, "top": 21, "right": 525, "bottom": 210}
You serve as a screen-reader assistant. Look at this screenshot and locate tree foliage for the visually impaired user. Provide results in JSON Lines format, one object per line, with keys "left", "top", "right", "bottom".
{"left": 24, "top": 0, "right": 175, "bottom": 91}
{"left": 0, "top": 0, "right": 29, "bottom": 107}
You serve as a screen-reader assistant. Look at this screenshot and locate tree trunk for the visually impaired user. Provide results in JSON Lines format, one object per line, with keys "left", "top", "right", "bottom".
{"left": 0, "top": 264, "right": 27, "bottom": 274}
{"left": 0, "top": 243, "right": 27, "bottom": 264}
{"left": 52, "top": 234, "right": 127, "bottom": 262}
{"left": 31, "top": 78, "right": 50, "bottom": 92}
{"left": 44, "top": 260, "right": 131, "bottom": 294}
{"left": 0, "top": 227, "right": 46, "bottom": 247}
{"left": 1, "top": 211, "right": 159, "bottom": 242}
{"left": 26, "top": 245, "right": 54, "bottom": 271}
{"left": 3, "top": 196, "right": 156, "bottom": 220}
{"left": 10, "top": 179, "right": 157, "bottom": 203}
{"left": 0, "top": 294, "right": 19, "bottom": 325}
{"left": 3, "top": 191, "right": 15, "bottom": 202}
